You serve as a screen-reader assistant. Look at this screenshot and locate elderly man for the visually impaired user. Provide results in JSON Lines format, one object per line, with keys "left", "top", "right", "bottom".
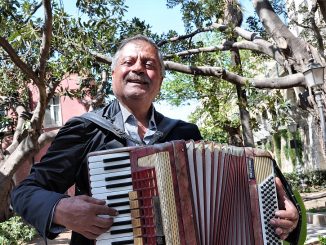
{"left": 11, "top": 35, "right": 300, "bottom": 244}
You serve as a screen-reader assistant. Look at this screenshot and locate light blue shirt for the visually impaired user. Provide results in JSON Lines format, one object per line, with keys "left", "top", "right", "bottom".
{"left": 119, "top": 102, "right": 157, "bottom": 146}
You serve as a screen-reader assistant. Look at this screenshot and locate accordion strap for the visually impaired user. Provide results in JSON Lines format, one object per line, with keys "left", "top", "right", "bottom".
{"left": 80, "top": 111, "right": 181, "bottom": 145}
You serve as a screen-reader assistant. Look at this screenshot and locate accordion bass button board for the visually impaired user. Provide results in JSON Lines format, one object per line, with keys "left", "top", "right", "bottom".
{"left": 87, "top": 140, "right": 282, "bottom": 245}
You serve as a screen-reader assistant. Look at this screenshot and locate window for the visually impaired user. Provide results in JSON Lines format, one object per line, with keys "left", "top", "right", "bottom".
{"left": 44, "top": 96, "right": 62, "bottom": 127}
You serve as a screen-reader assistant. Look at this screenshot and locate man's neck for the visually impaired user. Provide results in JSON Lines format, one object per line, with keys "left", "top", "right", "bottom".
{"left": 119, "top": 100, "right": 152, "bottom": 127}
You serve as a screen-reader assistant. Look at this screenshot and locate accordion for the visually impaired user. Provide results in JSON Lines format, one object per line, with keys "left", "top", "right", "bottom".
{"left": 87, "top": 140, "right": 281, "bottom": 245}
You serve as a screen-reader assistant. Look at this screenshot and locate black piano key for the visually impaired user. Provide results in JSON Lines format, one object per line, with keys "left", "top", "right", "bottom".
{"left": 110, "top": 228, "right": 133, "bottom": 235}
{"left": 103, "top": 156, "right": 130, "bottom": 163}
{"left": 107, "top": 193, "right": 130, "bottom": 200}
{"left": 117, "top": 209, "right": 130, "bottom": 215}
{"left": 106, "top": 182, "right": 131, "bottom": 189}
{"left": 109, "top": 201, "right": 130, "bottom": 208}
{"left": 104, "top": 163, "right": 130, "bottom": 171}
{"left": 111, "top": 239, "right": 134, "bottom": 245}
{"left": 105, "top": 174, "right": 132, "bottom": 182}
{"left": 112, "top": 220, "right": 132, "bottom": 227}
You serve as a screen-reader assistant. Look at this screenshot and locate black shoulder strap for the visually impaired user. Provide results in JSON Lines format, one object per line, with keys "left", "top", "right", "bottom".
{"left": 81, "top": 112, "right": 115, "bottom": 132}
{"left": 81, "top": 111, "right": 181, "bottom": 145}
{"left": 80, "top": 112, "right": 144, "bottom": 145}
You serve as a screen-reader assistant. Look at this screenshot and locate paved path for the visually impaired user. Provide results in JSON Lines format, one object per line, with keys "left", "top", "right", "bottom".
{"left": 25, "top": 224, "right": 326, "bottom": 245}
{"left": 306, "top": 223, "right": 326, "bottom": 244}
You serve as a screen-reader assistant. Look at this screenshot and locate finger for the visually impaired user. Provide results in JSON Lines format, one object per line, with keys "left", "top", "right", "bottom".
{"left": 95, "top": 204, "right": 119, "bottom": 216}
{"left": 79, "top": 195, "right": 106, "bottom": 205}
{"left": 276, "top": 230, "right": 289, "bottom": 240}
{"left": 275, "top": 200, "right": 298, "bottom": 220}
{"left": 89, "top": 224, "right": 111, "bottom": 236}
{"left": 270, "top": 217, "right": 293, "bottom": 230}
{"left": 94, "top": 216, "right": 114, "bottom": 229}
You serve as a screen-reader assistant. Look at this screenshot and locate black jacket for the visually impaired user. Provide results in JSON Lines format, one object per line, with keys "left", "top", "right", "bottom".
{"left": 11, "top": 99, "right": 202, "bottom": 244}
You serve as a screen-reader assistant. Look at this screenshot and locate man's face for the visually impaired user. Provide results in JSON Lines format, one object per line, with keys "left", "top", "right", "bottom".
{"left": 112, "top": 40, "right": 163, "bottom": 107}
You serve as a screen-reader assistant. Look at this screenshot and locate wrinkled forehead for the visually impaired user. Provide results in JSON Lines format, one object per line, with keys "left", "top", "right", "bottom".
{"left": 119, "top": 40, "right": 160, "bottom": 60}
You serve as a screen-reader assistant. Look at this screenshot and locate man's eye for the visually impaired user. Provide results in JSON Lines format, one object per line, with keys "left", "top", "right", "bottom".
{"left": 123, "top": 60, "right": 133, "bottom": 66}
{"left": 145, "top": 63, "right": 154, "bottom": 68}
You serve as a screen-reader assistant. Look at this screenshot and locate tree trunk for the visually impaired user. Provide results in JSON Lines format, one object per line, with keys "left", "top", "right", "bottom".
{"left": 225, "top": 0, "right": 255, "bottom": 147}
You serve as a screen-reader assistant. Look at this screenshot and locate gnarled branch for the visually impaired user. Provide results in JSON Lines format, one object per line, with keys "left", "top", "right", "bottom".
{"left": 164, "top": 61, "right": 306, "bottom": 89}
{"left": 38, "top": 0, "right": 52, "bottom": 81}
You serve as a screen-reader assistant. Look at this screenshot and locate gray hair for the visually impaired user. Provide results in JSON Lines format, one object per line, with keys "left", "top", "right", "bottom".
{"left": 111, "top": 35, "right": 165, "bottom": 77}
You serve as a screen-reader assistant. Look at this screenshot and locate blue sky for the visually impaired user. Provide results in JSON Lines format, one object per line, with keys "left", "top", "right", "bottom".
{"left": 60, "top": 0, "right": 256, "bottom": 121}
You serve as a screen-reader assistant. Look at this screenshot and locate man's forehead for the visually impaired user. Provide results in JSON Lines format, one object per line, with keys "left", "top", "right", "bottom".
{"left": 120, "top": 41, "right": 158, "bottom": 56}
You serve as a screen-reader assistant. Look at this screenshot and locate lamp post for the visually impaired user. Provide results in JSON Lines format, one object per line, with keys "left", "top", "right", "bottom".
{"left": 303, "top": 59, "right": 326, "bottom": 156}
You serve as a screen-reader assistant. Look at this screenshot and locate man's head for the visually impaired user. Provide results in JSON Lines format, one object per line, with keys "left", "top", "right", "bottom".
{"left": 111, "top": 35, "right": 165, "bottom": 111}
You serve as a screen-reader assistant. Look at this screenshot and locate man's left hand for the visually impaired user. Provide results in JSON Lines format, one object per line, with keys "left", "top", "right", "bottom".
{"left": 270, "top": 177, "right": 299, "bottom": 240}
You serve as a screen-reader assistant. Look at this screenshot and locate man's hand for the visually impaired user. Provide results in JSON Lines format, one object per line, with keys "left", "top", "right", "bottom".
{"left": 270, "top": 177, "right": 299, "bottom": 240}
{"left": 53, "top": 195, "right": 118, "bottom": 239}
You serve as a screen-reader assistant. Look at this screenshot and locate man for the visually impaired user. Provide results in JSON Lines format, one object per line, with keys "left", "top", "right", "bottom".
{"left": 11, "top": 35, "right": 300, "bottom": 244}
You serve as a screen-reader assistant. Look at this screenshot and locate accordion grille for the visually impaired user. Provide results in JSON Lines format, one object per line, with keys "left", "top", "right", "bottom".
{"left": 254, "top": 157, "right": 274, "bottom": 184}
{"left": 138, "top": 152, "right": 181, "bottom": 245}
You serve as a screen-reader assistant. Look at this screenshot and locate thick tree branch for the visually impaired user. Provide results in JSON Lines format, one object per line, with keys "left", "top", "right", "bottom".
{"left": 39, "top": 0, "right": 52, "bottom": 81}
{"left": 0, "top": 135, "right": 38, "bottom": 177}
{"left": 253, "top": 0, "right": 312, "bottom": 70}
{"left": 309, "top": 0, "right": 325, "bottom": 58}
{"left": 0, "top": 37, "right": 39, "bottom": 84}
{"left": 89, "top": 50, "right": 112, "bottom": 64}
{"left": 164, "top": 61, "right": 306, "bottom": 89}
{"left": 157, "top": 23, "right": 227, "bottom": 46}
{"left": 164, "top": 40, "right": 285, "bottom": 64}
{"left": 38, "top": 129, "right": 59, "bottom": 149}
{"left": 4, "top": 106, "right": 29, "bottom": 155}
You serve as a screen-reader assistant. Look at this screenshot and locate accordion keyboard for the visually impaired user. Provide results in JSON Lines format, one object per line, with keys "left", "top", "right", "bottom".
{"left": 88, "top": 152, "right": 134, "bottom": 245}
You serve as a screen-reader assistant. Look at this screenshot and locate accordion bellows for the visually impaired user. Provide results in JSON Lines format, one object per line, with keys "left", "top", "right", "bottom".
{"left": 87, "top": 140, "right": 281, "bottom": 245}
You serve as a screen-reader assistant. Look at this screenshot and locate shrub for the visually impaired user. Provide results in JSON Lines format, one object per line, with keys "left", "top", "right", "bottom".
{"left": 0, "top": 216, "right": 36, "bottom": 245}
{"left": 283, "top": 170, "right": 326, "bottom": 191}
{"left": 319, "top": 235, "right": 326, "bottom": 245}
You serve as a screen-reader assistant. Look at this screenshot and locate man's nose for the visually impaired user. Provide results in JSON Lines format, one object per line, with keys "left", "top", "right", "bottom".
{"left": 131, "top": 60, "right": 145, "bottom": 74}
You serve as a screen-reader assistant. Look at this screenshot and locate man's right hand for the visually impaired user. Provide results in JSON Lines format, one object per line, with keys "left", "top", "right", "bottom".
{"left": 53, "top": 195, "right": 119, "bottom": 239}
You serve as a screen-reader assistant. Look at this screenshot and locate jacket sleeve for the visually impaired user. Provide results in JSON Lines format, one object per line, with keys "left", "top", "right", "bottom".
{"left": 11, "top": 117, "right": 97, "bottom": 239}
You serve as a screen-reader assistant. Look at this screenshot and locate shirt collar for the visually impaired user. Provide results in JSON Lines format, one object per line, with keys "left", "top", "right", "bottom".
{"left": 119, "top": 102, "right": 157, "bottom": 130}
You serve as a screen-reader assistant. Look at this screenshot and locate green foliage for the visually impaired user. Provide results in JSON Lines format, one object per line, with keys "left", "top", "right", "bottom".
{"left": 166, "top": 0, "right": 225, "bottom": 31}
{"left": 319, "top": 236, "right": 326, "bottom": 245}
{"left": 283, "top": 170, "right": 326, "bottom": 191}
{"left": 0, "top": 216, "right": 36, "bottom": 244}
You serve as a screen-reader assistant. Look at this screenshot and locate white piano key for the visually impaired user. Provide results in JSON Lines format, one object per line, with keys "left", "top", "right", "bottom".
{"left": 96, "top": 235, "right": 134, "bottom": 245}
{"left": 96, "top": 216, "right": 133, "bottom": 241}
{"left": 88, "top": 152, "right": 130, "bottom": 163}
{"left": 90, "top": 177, "right": 132, "bottom": 189}
{"left": 89, "top": 170, "right": 131, "bottom": 182}
{"left": 89, "top": 166, "right": 131, "bottom": 175}
{"left": 93, "top": 189, "right": 131, "bottom": 201}
{"left": 89, "top": 158, "right": 131, "bottom": 170}
{"left": 91, "top": 185, "right": 133, "bottom": 195}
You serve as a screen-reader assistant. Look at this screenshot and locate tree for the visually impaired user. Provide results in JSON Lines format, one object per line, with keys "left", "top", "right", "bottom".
{"left": 0, "top": 0, "right": 325, "bottom": 222}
